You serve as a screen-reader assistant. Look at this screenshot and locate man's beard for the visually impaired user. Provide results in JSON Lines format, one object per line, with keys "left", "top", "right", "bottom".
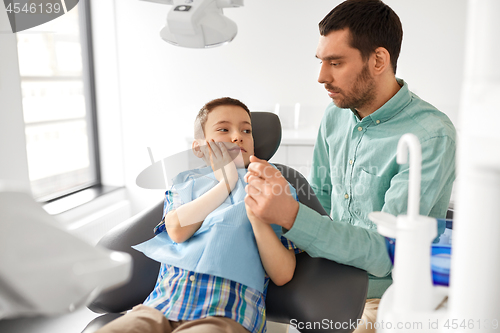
{"left": 327, "top": 63, "right": 376, "bottom": 110}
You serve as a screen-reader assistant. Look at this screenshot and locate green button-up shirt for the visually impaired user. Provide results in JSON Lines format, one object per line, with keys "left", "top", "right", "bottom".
{"left": 283, "top": 80, "right": 456, "bottom": 298}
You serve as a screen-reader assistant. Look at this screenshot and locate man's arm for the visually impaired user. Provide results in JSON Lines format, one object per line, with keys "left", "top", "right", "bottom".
{"left": 244, "top": 133, "right": 455, "bottom": 277}
{"left": 244, "top": 155, "right": 392, "bottom": 276}
{"left": 284, "top": 204, "right": 393, "bottom": 277}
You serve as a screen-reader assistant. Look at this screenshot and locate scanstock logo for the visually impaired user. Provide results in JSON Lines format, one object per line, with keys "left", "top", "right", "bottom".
{"left": 3, "top": 0, "right": 79, "bottom": 33}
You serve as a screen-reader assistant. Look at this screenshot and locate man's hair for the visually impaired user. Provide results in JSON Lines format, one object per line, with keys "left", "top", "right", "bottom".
{"left": 319, "top": 0, "right": 403, "bottom": 74}
{"left": 194, "top": 97, "right": 251, "bottom": 139}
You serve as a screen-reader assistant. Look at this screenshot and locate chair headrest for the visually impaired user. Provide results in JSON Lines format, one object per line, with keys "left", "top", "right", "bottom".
{"left": 251, "top": 112, "right": 281, "bottom": 161}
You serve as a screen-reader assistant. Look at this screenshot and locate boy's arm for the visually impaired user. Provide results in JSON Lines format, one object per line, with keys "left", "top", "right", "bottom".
{"left": 166, "top": 175, "right": 237, "bottom": 243}
{"left": 164, "top": 210, "right": 202, "bottom": 244}
{"left": 166, "top": 140, "right": 239, "bottom": 243}
{"left": 246, "top": 205, "right": 296, "bottom": 286}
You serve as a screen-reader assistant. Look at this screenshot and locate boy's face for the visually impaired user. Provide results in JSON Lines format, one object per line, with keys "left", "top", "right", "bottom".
{"left": 202, "top": 105, "right": 254, "bottom": 168}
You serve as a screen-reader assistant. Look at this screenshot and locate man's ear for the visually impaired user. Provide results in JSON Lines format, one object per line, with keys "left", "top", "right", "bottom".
{"left": 373, "top": 47, "right": 391, "bottom": 76}
{"left": 192, "top": 140, "right": 204, "bottom": 158}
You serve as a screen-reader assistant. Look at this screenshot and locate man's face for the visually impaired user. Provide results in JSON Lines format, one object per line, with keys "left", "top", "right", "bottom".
{"left": 202, "top": 105, "right": 254, "bottom": 168}
{"left": 316, "top": 29, "right": 376, "bottom": 111}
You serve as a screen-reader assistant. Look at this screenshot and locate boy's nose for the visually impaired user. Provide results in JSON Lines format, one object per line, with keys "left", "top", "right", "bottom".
{"left": 231, "top": 133, "right": 242, "bottom": 142}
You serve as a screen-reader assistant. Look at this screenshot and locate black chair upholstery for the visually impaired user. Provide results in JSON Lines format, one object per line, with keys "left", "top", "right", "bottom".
{"left": 83, "top": 112, "right": 368, "bottom": 333}
{"left": 87, "top": 202, "right": 163, "bottom": 314}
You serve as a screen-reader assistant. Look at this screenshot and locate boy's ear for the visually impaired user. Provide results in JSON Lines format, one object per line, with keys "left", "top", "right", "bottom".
{"left": 192, "top": 140, "right": 204, "bottom": 158}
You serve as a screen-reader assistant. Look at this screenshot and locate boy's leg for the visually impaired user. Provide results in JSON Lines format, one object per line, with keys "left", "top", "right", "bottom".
{"left": 173, "top": 316, "right": 249, "bottom": 333}
{"left": 95, "top": 304, "right": 176, "bottom": 333}
{"left": 352, "top": 298, "right": 380, "bottom": 333}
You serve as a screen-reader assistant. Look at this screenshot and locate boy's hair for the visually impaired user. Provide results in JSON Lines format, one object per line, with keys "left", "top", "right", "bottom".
{"left": 194, "top": 97, "right": 251, "bottom": 139}
{"left": 319, "top": 0, "right": 403, "bottom": 74}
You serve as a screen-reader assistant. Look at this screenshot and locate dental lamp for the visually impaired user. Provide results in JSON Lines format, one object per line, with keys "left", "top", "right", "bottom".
{"left": 141, "top": 0, "right": 243, "bottom": 48}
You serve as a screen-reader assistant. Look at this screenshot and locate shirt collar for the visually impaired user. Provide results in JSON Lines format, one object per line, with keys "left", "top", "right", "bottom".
{"left": 350, "top": 78, "right": 411, "bottom": 124}
{"left": 368, "top": 78, "right": 410, "bottom": 124}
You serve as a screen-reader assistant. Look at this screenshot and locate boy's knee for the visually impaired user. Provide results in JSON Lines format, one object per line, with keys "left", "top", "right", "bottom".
{"left": 95, "top": 305, "right": 170, "bottom": 333}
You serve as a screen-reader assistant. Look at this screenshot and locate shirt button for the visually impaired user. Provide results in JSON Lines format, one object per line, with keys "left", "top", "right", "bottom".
{"left": 376, "top": 120, "right": 381, "bottom": 124}
{"left": 349, "top": 159, "right": 353, "bottom": 165}
{"left": 357, "top": 126, "right": 363, "bottom": 131}
{"left": 189, "top": 275, "right": 195, "bottom": 282}
{"left": 344, "top": 194, "right": 349, "bottom": 199}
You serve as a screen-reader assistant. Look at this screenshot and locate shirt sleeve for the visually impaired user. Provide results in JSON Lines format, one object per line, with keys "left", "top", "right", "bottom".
{"left": 280, "top": 236, "right": 303, "bottom": 254}
{"left": 284, "top": 204, "right": 392, "bottom": 277}
{"left": 153, "top": 188, "right": 183, "bottom": 235}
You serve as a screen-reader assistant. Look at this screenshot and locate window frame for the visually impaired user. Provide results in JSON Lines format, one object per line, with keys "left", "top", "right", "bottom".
{"left": 22, "top": 0, "right": 102, "bottom": 203}
{"left": 78, "top": 0, "right": 102, "bottom": 194}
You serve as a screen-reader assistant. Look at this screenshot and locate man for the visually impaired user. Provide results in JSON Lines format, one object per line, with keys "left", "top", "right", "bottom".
{"left": 244, "top": 0, "right": 456, "bottom": 332}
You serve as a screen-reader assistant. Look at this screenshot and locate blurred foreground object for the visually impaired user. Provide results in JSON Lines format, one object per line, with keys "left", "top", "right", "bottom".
{"left": 0, "top": 183, "right": 132, "bottom": 320}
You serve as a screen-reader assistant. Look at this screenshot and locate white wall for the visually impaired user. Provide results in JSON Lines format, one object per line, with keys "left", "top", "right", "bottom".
{"left": 389, "top": 0, "right": 466, "bottom": 126}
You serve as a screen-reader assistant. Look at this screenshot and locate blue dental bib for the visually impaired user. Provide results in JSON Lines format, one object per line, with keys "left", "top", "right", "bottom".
{"left": 133, "top": 166, "right": 293, "bottom": 293}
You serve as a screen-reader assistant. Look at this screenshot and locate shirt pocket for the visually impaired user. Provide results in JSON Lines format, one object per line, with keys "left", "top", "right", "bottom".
{"left": 353, "top": 169, "right": 391, "bottom": 223}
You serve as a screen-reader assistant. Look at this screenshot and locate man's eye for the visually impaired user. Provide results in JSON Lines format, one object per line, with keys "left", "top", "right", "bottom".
{"left": 331, "top": 62, "right": 340, "bottom": 66}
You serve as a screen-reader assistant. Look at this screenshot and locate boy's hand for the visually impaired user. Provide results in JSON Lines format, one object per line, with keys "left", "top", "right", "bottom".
{"left": 203, "top": 140, "right": 238, "bottom": 186}
{"left": 244, "top": 156, "right": 299, "bottom": 230}
{"left": 245, "top": 203, "right": 263, "bottom": 226}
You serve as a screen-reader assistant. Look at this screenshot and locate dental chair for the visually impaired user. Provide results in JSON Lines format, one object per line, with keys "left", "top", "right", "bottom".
{"left": 82, "top": 112, "right": 369, "bottom": 333}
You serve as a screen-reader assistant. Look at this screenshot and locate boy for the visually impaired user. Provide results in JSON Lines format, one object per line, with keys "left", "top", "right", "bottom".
{"left": 96, "top": 97, "right": 299, "bottom": 333}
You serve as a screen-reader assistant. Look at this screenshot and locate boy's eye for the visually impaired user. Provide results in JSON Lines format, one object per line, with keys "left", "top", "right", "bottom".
{"left": 243, "top": 129, "right": 252, "bottom": 134}
{"left": 217, "top": 128, "right": 228, "bottom": 132}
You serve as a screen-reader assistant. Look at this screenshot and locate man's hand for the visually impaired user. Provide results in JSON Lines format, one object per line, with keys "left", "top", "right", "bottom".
{"left": 244, "top": 155, "right": 299, "bottom": 230}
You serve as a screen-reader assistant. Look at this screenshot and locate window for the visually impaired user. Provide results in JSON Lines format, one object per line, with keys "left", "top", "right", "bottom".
{"left": 16, "top": 1, "right": 99, "bottom": 201}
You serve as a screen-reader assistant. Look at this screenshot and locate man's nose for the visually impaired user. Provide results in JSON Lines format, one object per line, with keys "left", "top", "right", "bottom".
{"left": 318, "top": 62, "right": 332, "bottom": 84}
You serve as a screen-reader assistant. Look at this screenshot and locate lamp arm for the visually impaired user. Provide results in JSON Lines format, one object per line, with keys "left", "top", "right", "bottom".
{"left": 216, "top": 0, "right": 243, "bottom": 8}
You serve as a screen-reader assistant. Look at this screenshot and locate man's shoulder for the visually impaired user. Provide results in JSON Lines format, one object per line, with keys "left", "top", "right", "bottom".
{"left": 401, "top": 93, "right": 457, "bottom": 143}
